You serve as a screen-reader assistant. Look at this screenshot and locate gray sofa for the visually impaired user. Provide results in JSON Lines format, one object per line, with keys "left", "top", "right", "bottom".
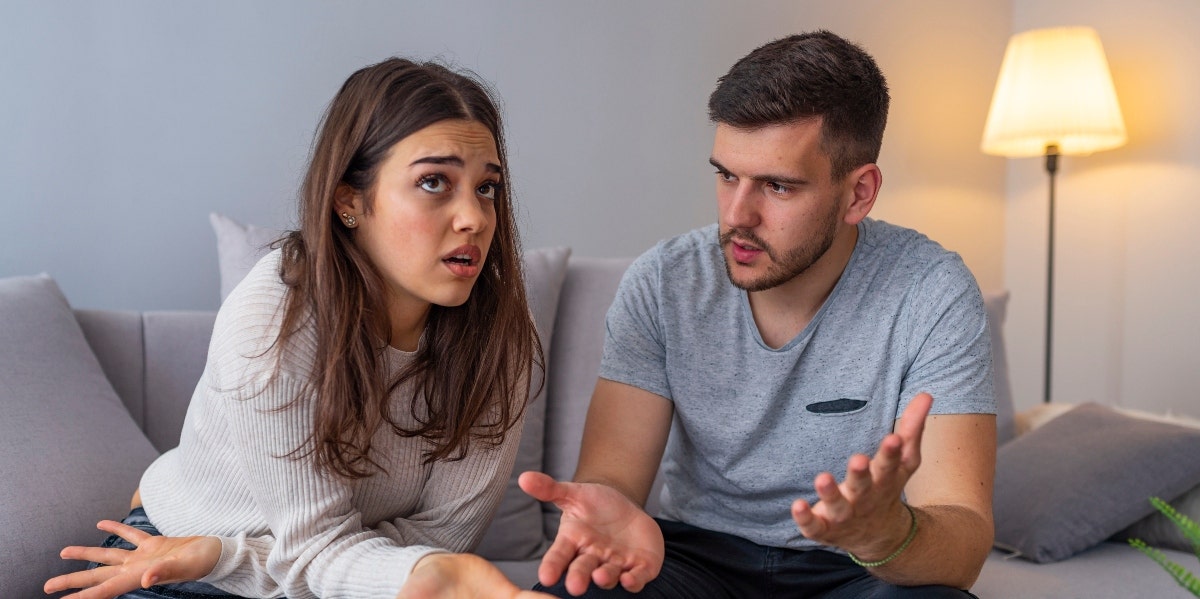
{"left": 3, "top": 255, "right": 1195, "bottom": 598}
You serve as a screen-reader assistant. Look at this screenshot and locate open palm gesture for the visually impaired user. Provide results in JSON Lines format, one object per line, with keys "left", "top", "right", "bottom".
{"left": 44, "top": 519, "right": 220, "bottom": 599}
{"left": 519, "top": 471, "right": 664, "bottom": 596}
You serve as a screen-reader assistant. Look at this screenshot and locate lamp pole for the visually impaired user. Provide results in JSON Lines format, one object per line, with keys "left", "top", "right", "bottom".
{"left": 1043, "top": 143, "right": 1059, "bottom": 404}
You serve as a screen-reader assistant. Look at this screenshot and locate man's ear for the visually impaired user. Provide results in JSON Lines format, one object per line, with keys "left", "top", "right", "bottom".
{"left": 333, "top": 183, "right": 363, "bottom": 220}
{"left": 843, "top": 164, "right": 882, "bottom": 225}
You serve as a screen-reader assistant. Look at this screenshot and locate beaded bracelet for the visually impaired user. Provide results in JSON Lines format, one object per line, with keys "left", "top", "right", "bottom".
{"left": 847, "top": 503, "right": 918, "bottom": 568}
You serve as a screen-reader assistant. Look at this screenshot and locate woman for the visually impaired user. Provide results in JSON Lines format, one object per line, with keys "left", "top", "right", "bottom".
{"left": 44, "top": 58, "right": 551, "bottom": 599}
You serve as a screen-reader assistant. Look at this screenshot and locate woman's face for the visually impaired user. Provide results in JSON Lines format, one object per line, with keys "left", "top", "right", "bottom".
{"left": 341, "top": 119, "right": 500, "bottom": 326}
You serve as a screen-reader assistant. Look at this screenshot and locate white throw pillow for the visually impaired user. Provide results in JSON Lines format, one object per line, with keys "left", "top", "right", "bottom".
{"left": 210, "top": 212, "right": 285, "bottom": 302}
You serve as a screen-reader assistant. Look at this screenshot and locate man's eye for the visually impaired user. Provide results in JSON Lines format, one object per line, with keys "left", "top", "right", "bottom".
{"left": 715, "top": 171, "right": 735, "bottom": 182}
{"left": 477, "top": 181, "right": 501, "bottom": 200}
{"left": 418, "top": 175, "right": 449, "bottom": 193}
{"left": 767, "top": 182, "right": 790, "bottom": 194}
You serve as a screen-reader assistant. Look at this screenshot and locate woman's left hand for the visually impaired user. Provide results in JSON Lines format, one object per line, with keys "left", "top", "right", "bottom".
{"left": 43, "top": 519, "right": 221, "bottom": 599}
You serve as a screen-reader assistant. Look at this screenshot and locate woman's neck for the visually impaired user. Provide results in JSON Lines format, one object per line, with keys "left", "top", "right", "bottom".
{"left": 387, "top": 299, "right": 431, "bottom": 352}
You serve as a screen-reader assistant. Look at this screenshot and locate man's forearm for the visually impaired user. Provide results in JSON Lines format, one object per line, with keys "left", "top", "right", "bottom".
{"left": 865, "top": 504, "right": 992, "bottom": 589}
{"left": 572, "top": 379, "right": 674, "bottom": 508}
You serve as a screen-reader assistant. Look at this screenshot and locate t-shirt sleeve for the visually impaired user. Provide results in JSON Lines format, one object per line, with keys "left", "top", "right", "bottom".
{"left": 898, "top": 256, "right": 996, "bottom": 417}
{"left": 598, "top": 248, "right": 673, "bottom": 400}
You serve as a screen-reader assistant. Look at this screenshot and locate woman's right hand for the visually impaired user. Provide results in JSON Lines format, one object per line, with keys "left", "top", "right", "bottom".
{"left": 44, "top": 520, "right": 221, "bottom": 599}
{"left": 398, "top": 553, "right": 554, "bottom": 599}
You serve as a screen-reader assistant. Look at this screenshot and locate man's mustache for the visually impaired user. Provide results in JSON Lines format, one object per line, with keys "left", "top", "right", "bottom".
{"left": 719, "top": 228, "right": 774, "bottom": 260}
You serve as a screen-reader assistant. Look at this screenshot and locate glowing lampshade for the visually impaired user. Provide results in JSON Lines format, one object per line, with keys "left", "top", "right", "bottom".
{"left": 982, "top": 26, "right": 1126, "bottom": 158}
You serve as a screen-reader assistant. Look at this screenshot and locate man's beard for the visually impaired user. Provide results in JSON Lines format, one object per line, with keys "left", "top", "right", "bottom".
{"left": 719, "top": 207, "right": 840, "bottom": 292}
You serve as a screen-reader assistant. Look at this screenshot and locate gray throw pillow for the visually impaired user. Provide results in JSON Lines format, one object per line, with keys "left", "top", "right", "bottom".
{"left": 1116, "top": 482, "right": 1200, "bottom": 553}
{"left": 0, "top": 275, "right": 159, "bottom": 598}
{"left": 993, "top": 402, "right": 1200, "bottom": 563}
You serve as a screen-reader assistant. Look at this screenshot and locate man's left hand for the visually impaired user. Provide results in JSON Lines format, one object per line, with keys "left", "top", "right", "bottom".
{"left": 790, "top": 392, "right": 931, "bottom": 561}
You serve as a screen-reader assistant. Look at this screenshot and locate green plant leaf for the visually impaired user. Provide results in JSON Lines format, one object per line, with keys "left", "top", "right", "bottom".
{"left": 1130, "top": 538, "right": 1200, "bottom": 596}
{"left": 1149, "top": 496, "right": 1200, "bottom": 558}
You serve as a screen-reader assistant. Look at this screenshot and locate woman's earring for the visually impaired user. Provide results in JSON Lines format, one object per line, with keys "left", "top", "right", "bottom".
{"left": 341, "top": 212, "right": 358, "bottom": 228}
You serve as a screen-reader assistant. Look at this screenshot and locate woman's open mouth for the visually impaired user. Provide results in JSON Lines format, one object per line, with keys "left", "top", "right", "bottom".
{"left": 442, "top": 245, "right": 483, "bottom": 278}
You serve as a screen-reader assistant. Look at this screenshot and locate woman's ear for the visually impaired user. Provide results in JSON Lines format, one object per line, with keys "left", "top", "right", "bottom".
{"left": 333, "top": 184, "right": 363, "bottom": 227}
{"left": 843, "top": 163, "right": 882, "bottom": 225}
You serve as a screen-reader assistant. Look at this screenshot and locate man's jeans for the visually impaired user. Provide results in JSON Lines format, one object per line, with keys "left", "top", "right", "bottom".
{"left": 535, "top": 518, "right": 979, "bottom": 598}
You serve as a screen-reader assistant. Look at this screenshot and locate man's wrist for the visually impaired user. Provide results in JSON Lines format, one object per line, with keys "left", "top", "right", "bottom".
{"left": 846, "top": 503, "right": 918, "bottom": 568}
{"left": 573, "top": 478, "right": 645, "bottom": 508}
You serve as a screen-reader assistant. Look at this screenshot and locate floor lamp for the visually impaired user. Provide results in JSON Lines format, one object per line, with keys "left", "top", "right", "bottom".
{"left": 981, "top": 26, "right": 1127, "bottom": 404}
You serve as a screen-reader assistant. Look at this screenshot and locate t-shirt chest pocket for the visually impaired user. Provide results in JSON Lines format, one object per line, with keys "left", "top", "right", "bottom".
{"left": 804, "top": 397, "right": 869, "bottom": 416}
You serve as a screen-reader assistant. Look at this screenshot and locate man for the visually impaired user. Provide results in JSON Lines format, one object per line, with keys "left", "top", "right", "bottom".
{"left": 519, "top": 30, "right": 995, "bottom": 598}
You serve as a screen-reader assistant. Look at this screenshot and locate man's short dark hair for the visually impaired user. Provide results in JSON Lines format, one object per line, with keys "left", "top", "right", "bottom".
{"left": 708, "top": 30, "right": 890, "bottom": 181}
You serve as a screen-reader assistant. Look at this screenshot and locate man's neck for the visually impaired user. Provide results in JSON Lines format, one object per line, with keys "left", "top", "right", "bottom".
{"left": 747, "top": 223, "right": 860, "bottom": 349}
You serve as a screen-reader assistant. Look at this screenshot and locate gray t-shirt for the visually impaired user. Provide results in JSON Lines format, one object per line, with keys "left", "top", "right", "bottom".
{"left": 599, "top": 218, "right": 995, "bottom": 549}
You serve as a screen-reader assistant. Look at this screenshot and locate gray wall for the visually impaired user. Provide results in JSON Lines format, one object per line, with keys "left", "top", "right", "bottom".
{"left": 1, "top": 1, "right": 1009, "bottom": 310}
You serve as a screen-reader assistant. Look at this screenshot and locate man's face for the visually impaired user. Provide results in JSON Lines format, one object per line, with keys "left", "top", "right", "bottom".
{"left": 711, "top": 119, "right": 849, "bottom": 292}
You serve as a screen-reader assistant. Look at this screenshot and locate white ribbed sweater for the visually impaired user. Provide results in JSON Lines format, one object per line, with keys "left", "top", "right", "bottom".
{"left": 139, "top": 251, "right": 522, "bottom": 599}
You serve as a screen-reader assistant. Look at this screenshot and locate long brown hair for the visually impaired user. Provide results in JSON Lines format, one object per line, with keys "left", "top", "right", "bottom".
{"left": 275, "top": 57, "right": 541, "bottom": 478}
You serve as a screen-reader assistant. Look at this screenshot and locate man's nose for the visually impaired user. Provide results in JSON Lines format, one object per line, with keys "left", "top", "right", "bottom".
{"left": 723, "top": 183, "right": 760, "bottom": 229}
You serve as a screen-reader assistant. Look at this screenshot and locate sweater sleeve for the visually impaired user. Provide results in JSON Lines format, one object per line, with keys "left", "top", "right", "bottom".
{"left": 199, "top": 377, "right": 524, "bottom": 598}
{"left": 373, "top": 404, "right": 524, "bottom": 552}
{"left": 201, "top": 374, "right": 441, "bottom": 599}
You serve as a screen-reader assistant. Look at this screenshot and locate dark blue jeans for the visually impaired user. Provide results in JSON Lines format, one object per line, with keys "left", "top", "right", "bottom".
{"left": 87, "top": 507, "right": 254, "bottom": 599}
{"left": 535, "top": 518, "right": 979, "bottom": 598}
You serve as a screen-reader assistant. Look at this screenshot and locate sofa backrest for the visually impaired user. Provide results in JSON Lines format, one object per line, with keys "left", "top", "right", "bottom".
{"left": 73, "top": 257, "right": 642, "bottom": 528}
{"left": 540, "top": 257, "right": 653, "bottom": 532}
{"left": 75, "top": 309, "right": 216, "bottom": 453}
{"left": 73, "top": 257, "right": 1014, "bottom": 544}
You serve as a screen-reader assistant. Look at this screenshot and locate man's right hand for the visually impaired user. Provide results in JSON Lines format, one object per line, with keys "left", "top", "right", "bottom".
{"left": 519, "top": 471, "right": 664, "bottom": 596}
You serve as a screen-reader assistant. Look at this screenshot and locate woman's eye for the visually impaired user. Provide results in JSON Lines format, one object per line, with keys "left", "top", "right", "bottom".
{"left": 477, "top": 181, "right": 501, "bottom": 200}
{"left": 418, "top": 175, "right": 449, "bottom": 193}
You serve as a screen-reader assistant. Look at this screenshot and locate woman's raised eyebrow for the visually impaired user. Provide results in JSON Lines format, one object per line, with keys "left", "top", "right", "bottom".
{"left": 410, "top": 156, "right": 502, "bottom": 174}
{"left": 410, "top": 155, "right": 464, "bottom": 167}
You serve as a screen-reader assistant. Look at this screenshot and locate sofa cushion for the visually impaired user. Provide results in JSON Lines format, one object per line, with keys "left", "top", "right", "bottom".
{"left": 1118, "top": 482, "right": 1200, "bottom": 554}
{"left": 209, "top": 212, "right": 570, "bottom": 560}
{"left": 0, "top": 275, "right": 159, "bottom": 598}
{"left": 142, "top": 311, "right": 220, "bottom": 453}
{"left": 75, "top": 308, "right": 146, "bottom": 428}
{"left": 973, "top": 542, "right": 1198, "bottom": 598}
{"left": 474, "top": 246, "right": 571, "bottom": 560}
{"left": 542, "top": 257, "right": 636, "bottom": 534}
{"left": 982, "top": 291, "right": 1015, "bottom": 444}
{"left": 994, "top": 402, "right": 1200, "bottom": 563}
